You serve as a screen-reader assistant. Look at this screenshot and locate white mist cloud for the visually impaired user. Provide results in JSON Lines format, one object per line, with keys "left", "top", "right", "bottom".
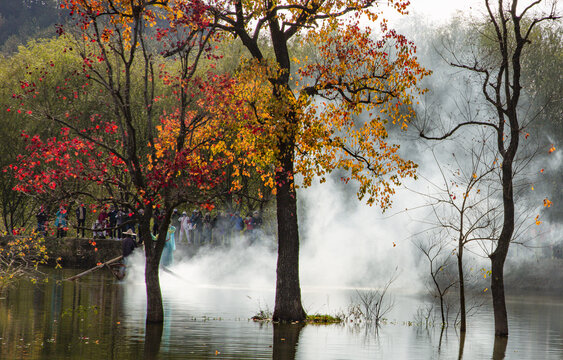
{"left": 123, "top": 172, "right": 432, "bottom": 297}
{"left": 171, "top": 240, "right": 277, "bottom": 290}
{"left": 297, "top": 176, "right": 424, "bottom": 293}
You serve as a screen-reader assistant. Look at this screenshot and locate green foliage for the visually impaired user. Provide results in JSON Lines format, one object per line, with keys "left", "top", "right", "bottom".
{"left": 306, "top": 314, "right": 343, "bottom": 324}
{"left": 0, "top": 36, "right": 94, "bottom": 230}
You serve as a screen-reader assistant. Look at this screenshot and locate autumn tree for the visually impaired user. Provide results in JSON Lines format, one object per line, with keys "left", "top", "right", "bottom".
{"left": 419, "top": 0, "right": 559, "bottom": 336}
{"left": 1, "top": 37, "right": 87, "bottom": 233}
{"left": 207, "top": 0, "right": 430, "bottom": 322}
{"left": 0, "top": 235, "right": 49, "bottom": 295}
{"left": 11, "top": 0, "right": 247, "bottom": 324}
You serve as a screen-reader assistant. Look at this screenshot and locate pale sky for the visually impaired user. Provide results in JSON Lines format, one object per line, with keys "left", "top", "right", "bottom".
{"left": 377, "top": 0, "right": 488, "bottom": 27}
{"left": 398, "top": 0, "right": 559, "bottom": 23}
{"left": 407, "top": 0, "right": 480, "bottom": 21}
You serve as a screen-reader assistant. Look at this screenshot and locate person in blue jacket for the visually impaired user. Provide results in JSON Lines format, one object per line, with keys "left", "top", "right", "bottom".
{"left": 54, "top": 206, "right": 68, "bottom": 238}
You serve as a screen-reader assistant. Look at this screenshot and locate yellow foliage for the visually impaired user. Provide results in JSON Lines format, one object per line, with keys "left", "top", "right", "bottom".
{"left": 0, "top": 235, "right": 49, "bottom": 293}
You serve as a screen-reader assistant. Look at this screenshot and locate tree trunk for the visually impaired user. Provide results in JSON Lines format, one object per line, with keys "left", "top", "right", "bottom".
{"left": 492, "top": 335, "right": 508, "bottom": 359}
{"left": 140, "top": 209, "right": 167, "bottom": 324}
{"left": 457, "top": 247, "right": 466, "bottom": 332}
{"left": 272, "top": 141, "right": 306, "bottom": 322}
{"left": 437, "top": 327, "right": 445, "bottom": 353}
{"left": 489, "top": 156, "right": 514, "bottom": 337}
{"left": 145, "top": 255, "right": 164, "bottom": 323}
{"left": 490, "top": 250, "right": 508, "bottom": 336}
{"left": 439, "top": 294, "right": 445, "bottom": 327}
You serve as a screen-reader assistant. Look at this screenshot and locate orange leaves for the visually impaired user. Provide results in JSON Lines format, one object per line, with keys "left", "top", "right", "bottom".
{"left": 296, "top": 108, "right": 418, "bottom": 209}
{"left": 532, "top": 200, "right": 552, "bottom": 228}
{"left": 147, "top": 69, "right": 243, "bottom": 193}
{"left": 61, "top": 0, "right": 193, "bottom": 52}
{"left": 100, "top": 28, "right": 113, "bottom": 43}
{"left": 289, "top": 17, "right": 428, "bottom": 208}
{"left": 202, "top": 203, "right": 215, "bottom": 211}
{"left": 290, "top": 42, "right": 423, "bottom": 207}
{"left": 39, "top": 0, "right": 427, "bottom": 215}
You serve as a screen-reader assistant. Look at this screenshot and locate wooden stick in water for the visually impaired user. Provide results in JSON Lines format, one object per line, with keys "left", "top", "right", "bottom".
{"left": 65, "top": 255, "right": 123, "bottom": 281}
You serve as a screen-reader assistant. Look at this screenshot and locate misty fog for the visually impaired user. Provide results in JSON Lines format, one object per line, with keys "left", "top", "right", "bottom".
{"left": 118, "top": 13, "right": 562, "bottom": 306}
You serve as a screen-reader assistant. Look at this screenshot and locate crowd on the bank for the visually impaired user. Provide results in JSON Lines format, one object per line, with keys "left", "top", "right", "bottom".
{"left": 154, "top": 208, "right": 264, "bottom": 247}
{"left": 35, "top": 204, "right": 264, "bottom": 247}
{"left": 35, "top": 204, "right": 264, "bottom": 272}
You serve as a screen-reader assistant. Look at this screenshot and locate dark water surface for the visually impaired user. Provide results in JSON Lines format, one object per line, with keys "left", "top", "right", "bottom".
{"left": 1, "top": 267, "right": 562, "bottom": 359}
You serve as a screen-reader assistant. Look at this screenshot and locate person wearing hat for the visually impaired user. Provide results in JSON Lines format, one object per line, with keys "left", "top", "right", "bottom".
{"left": 122, "top": 228, "right": 138, "bottom": 261}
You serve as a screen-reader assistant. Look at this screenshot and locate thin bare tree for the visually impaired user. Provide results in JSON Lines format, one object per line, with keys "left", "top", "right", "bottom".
{"left": 418, "top": 0, "right": 560, "bottom": 336}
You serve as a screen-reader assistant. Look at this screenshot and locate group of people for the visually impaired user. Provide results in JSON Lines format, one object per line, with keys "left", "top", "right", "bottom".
{"left": 118, "top": 208, "right": 264, "bottom": 269}
{"left": 36, "top": 203, "right": 265, "bottom": 274}
{"left": 36, "top": 205, "right": 70, "bottom": 238}
{"left": 155, "top": 209, "right": 263, "bottom": 247}
{"left": 36, "top": 204, "right": 139, "bottom": 239}
{"left": 91, "top": 205, "right": 137, "bottom": 240}
{"left": 36, "top": 203, "right": 264, "bottom": 251}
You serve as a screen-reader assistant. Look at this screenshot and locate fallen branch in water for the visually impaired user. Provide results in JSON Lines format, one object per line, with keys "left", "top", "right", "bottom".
{"left": 65, "top": 255, "right": 123, "bottom": 281}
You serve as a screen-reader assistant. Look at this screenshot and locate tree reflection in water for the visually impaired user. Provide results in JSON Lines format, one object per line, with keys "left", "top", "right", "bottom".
{"left": 1, "top": 271, "right": 561, "bottom": 359}
{"left": 144, "top": 322, "right": 163, "bottom": 360}
{"left": 457, "top": 331, "right": 465, "bottom": 360}
{"left": 492, "top": 336, "right": 508, "bottom": 360}
{"left": 272, "top": 323, "right": 304, "bottom": 360}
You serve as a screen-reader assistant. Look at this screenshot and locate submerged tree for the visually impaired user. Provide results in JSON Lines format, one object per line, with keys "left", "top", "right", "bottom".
{"left": 419, "top": 0, "right": 559, "bottom": 336}
{"left": 415, "top": 236, "right": 457, "bottom": 327}
{"left": 207, "top": 0, "right": 430, "bottom": 321}
{"left": 10, "top": 0, "right": 250, "bottom": 323}
{"left": 411, "top": 142, "right": 501, "bottom": 331}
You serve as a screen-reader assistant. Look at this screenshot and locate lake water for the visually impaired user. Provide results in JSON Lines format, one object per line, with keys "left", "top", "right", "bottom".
{"left": 1, "top": 264, "right": 562, "bottom": 360}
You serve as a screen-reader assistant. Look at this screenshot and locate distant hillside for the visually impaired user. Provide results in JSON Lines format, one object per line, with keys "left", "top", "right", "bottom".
{"left": 0, "top": 0, "right": 65, "bottom": 54}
